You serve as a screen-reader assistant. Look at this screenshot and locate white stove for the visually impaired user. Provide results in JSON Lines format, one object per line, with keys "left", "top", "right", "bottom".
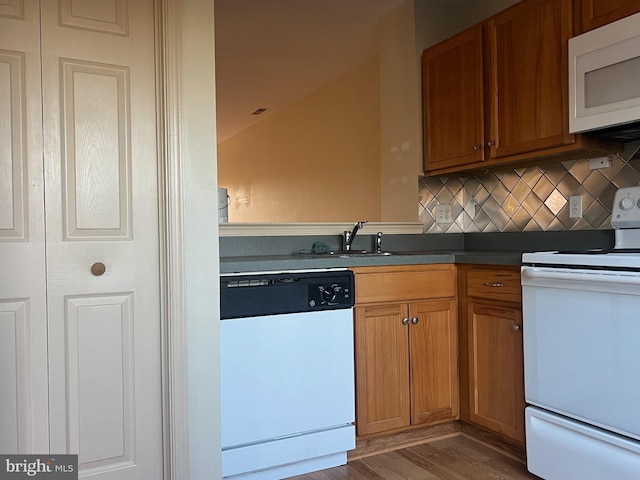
{"left": 521, "top": 186, "right": 640, "bottom": 480}
{"left": 523, "top": 185, "right": 640, "bottom": 269}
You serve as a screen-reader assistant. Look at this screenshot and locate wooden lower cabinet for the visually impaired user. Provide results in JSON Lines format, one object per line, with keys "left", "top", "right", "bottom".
{"left": 410, "top": 300, "right": 459, "bottom": 426}
{"left": 468, "top": 302, "right": 525, "bottom": 442}
{"left": 354, "top": 303, "right": 410, "bottom": 435}
{"left": 458, "top": 265, "right": 525, "bottom": 444}
{"left": 352, "top": 265, "right": 458, "bottom": 437}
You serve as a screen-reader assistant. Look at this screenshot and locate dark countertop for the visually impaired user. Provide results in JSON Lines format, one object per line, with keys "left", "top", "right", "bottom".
{"left": 219, "top": 230, "right": 614, "bottom": 274}
{"left": 219, "top": 250, "right": 524, "bottom": 274}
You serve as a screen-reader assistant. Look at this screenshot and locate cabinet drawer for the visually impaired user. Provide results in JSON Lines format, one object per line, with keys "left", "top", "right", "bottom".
{"left": 467, "top": 269, "right": 521, "bottom": 303}
{"left": 353, "top": 265, "right": 455, "bottom": 304}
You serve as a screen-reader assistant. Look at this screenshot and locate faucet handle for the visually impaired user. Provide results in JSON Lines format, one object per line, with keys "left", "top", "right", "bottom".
{"left": 376, "top": 232, "right": 383, "bottom": 253}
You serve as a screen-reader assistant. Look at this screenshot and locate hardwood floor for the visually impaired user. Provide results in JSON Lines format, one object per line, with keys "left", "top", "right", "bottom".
{"left": 290, "top": 435, "right": 539, "bottom": 480}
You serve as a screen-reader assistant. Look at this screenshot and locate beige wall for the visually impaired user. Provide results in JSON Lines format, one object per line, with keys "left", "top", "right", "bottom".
{"left": 377, "top": 0, "right": 520, "bottom": 223}
{"left": 217, "top": 57, "right": 381, "bottom": 223}
{"left": 217, "top": 0, "right": 523, "bottom": 225}
{"left": 379, "top": 0, "right": 422, "bottom": 222}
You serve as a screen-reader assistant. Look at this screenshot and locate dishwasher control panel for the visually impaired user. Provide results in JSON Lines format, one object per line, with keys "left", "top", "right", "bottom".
{"left": 221, "top": 270, "right": 354, "bottom": 319}
{"left": 309, "top": 281, "right": 352, "bottom": 308}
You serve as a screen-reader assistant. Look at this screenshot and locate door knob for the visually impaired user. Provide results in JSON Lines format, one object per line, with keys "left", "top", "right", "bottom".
{"left": 412, "top": 317, "right": 419, "bottom": 324}
{"left": 91, "top": 262, "right": 106, "bottom": 276}
{"left": 402, "top": 317, "right": 410, "bottom": 325}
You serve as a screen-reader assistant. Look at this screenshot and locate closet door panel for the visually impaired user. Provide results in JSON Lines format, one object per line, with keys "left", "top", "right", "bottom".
{"left": 0, "top": 0, "right": 23, "bottom": 19}
{"left": 60, "top": 59, "right": 131, "bottom": 239}
{"left": 0, "top": 51, "right": 26, "bottom": 238}
{"left": 41, "top": 0, "right": 163, "bottom": 478}
{"left": 0, "top": 0, "right": 49, "bottom": 454}
{"left": 64, "top": 294, "right": 135, "bottom": 470}
{"left": 59, "top": 0, "right": 128, "bottom": 35}
{"left": 0, "top": 301, "right": 29, "bottom": 453}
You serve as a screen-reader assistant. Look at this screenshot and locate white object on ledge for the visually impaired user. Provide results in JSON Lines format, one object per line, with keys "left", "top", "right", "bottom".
{"left": 218, "top": 187, "right": 229, "bottom": 223}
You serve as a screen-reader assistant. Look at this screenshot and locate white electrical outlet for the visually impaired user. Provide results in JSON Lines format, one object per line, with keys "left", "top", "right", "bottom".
{"left": 588, "top": 156, "right": 613, "bottom": 170}
{"left": 435, "top": 204, "right": 452, "bottom": 224}
{"left": 569, "top": 195, "right": 583, "bottom": 219}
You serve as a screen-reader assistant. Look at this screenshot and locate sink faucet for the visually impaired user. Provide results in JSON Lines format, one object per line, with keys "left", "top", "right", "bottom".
{"left": 343, "top": 221, "right": 367, "bottom": 251}
{"left": 375, "top": 232, "right": 383, "bottom": 254}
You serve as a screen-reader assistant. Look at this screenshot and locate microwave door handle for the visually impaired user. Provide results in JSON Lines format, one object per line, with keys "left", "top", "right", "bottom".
{"left": 521, "top": 267, "right": 640, "bottom": 287}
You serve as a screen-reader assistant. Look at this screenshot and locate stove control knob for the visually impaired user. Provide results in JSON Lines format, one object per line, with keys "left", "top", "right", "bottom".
{"left": 620, "top": 197, "right": 635, "bottom": 211}
{"left": 321, "top": 286, "right": 336, "bottom": 302}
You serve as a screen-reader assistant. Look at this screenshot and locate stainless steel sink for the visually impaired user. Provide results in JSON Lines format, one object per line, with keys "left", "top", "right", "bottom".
{"left": 299, "top": 250, "right": 395, "bottom": 257}
{"left": 300, "top": 250, "right": 396, "bottom": 258}
{"left": 333, "top": 250, "right": 394, "bottom": 257}
{"left": 297, "top": 250, "right": 435, "bottom": 258}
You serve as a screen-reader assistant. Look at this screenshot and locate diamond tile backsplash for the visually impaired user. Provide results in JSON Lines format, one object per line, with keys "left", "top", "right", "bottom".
{"left": 418, "top": 156, "right": 640, "bottom": 233}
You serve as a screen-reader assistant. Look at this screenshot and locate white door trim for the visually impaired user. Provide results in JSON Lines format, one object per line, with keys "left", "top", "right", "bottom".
{"left": 156, "top": 1, "right": 221, "bottom": 479}
{"left": 156, "top": 1, "right": 190, "bottom": 478}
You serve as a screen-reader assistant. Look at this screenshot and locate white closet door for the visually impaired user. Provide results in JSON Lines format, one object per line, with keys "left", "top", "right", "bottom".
{"left": 40, "top": 1, "right": 163, "bottom": 478}
{"left": 0, "top": 0, "right": 49, "bottom": 455}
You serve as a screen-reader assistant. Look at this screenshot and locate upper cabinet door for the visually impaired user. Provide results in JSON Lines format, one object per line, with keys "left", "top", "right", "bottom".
{"left": 575, "top": 0, "right": 640, "bottom": 34}
{"left": 422, "top": 24, "right": 485, "bottom": 172}
{"left": 488, "top": 0, "right": 574, "bottom": 159}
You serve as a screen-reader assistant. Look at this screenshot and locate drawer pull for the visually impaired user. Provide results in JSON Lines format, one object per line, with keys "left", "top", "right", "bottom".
{"left": 484, "top": 282, "right": 503, "bottom": 287}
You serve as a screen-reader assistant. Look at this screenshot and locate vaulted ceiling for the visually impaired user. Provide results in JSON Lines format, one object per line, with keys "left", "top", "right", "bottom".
{"left": 214, "top": 0, "right": 407, "bottom": 142}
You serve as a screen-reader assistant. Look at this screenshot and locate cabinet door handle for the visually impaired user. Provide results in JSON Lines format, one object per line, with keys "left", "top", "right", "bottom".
{"left": 411, "top": 317, "right": 419, "bottom": 324}
{"left": 487, "top": 140, "right": 495, "bottom": 147}
{"left": 473, "top": 144, "right": 481, "bottom": 151}
{"left": 402, "top": 317, "right": 410, "bottom": 325}
{"left": 484, "top": 282, "right": 503, "bottom": 287}
{"left": 512, "top": 324, "right": 521, "bottom": 332}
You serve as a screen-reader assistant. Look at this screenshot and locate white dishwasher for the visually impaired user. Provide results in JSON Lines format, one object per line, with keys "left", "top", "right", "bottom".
{"left": 220, "top": 269, "right": 355, "bottom": 480}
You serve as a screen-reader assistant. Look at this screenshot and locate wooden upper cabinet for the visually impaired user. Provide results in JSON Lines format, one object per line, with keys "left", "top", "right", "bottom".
{"left": 574, "top": 0, "right": 640, "bottom": 34}
{"left": 488, "top": 0, "right": 574, "bottom": 159}
{"left": 421, "top": 0, "right": 617, "bottom": 175}
{"left": 422, "top": 24, "right": 485, "bottom": 172}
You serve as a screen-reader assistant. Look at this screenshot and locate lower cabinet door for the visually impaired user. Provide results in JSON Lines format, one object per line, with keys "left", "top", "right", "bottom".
{"left": 355, "top": 303, "right": 410, "bottom": 436}
{"left": 409, "top": 299, "right": 458, "bottom": 425}
{"left": 468, "top": 302, "right": 525, "bottom": 442}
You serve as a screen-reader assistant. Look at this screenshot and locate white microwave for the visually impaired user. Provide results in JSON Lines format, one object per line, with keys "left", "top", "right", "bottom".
{"left": 569, "top": 12, "right": 640, "bottom": 140}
